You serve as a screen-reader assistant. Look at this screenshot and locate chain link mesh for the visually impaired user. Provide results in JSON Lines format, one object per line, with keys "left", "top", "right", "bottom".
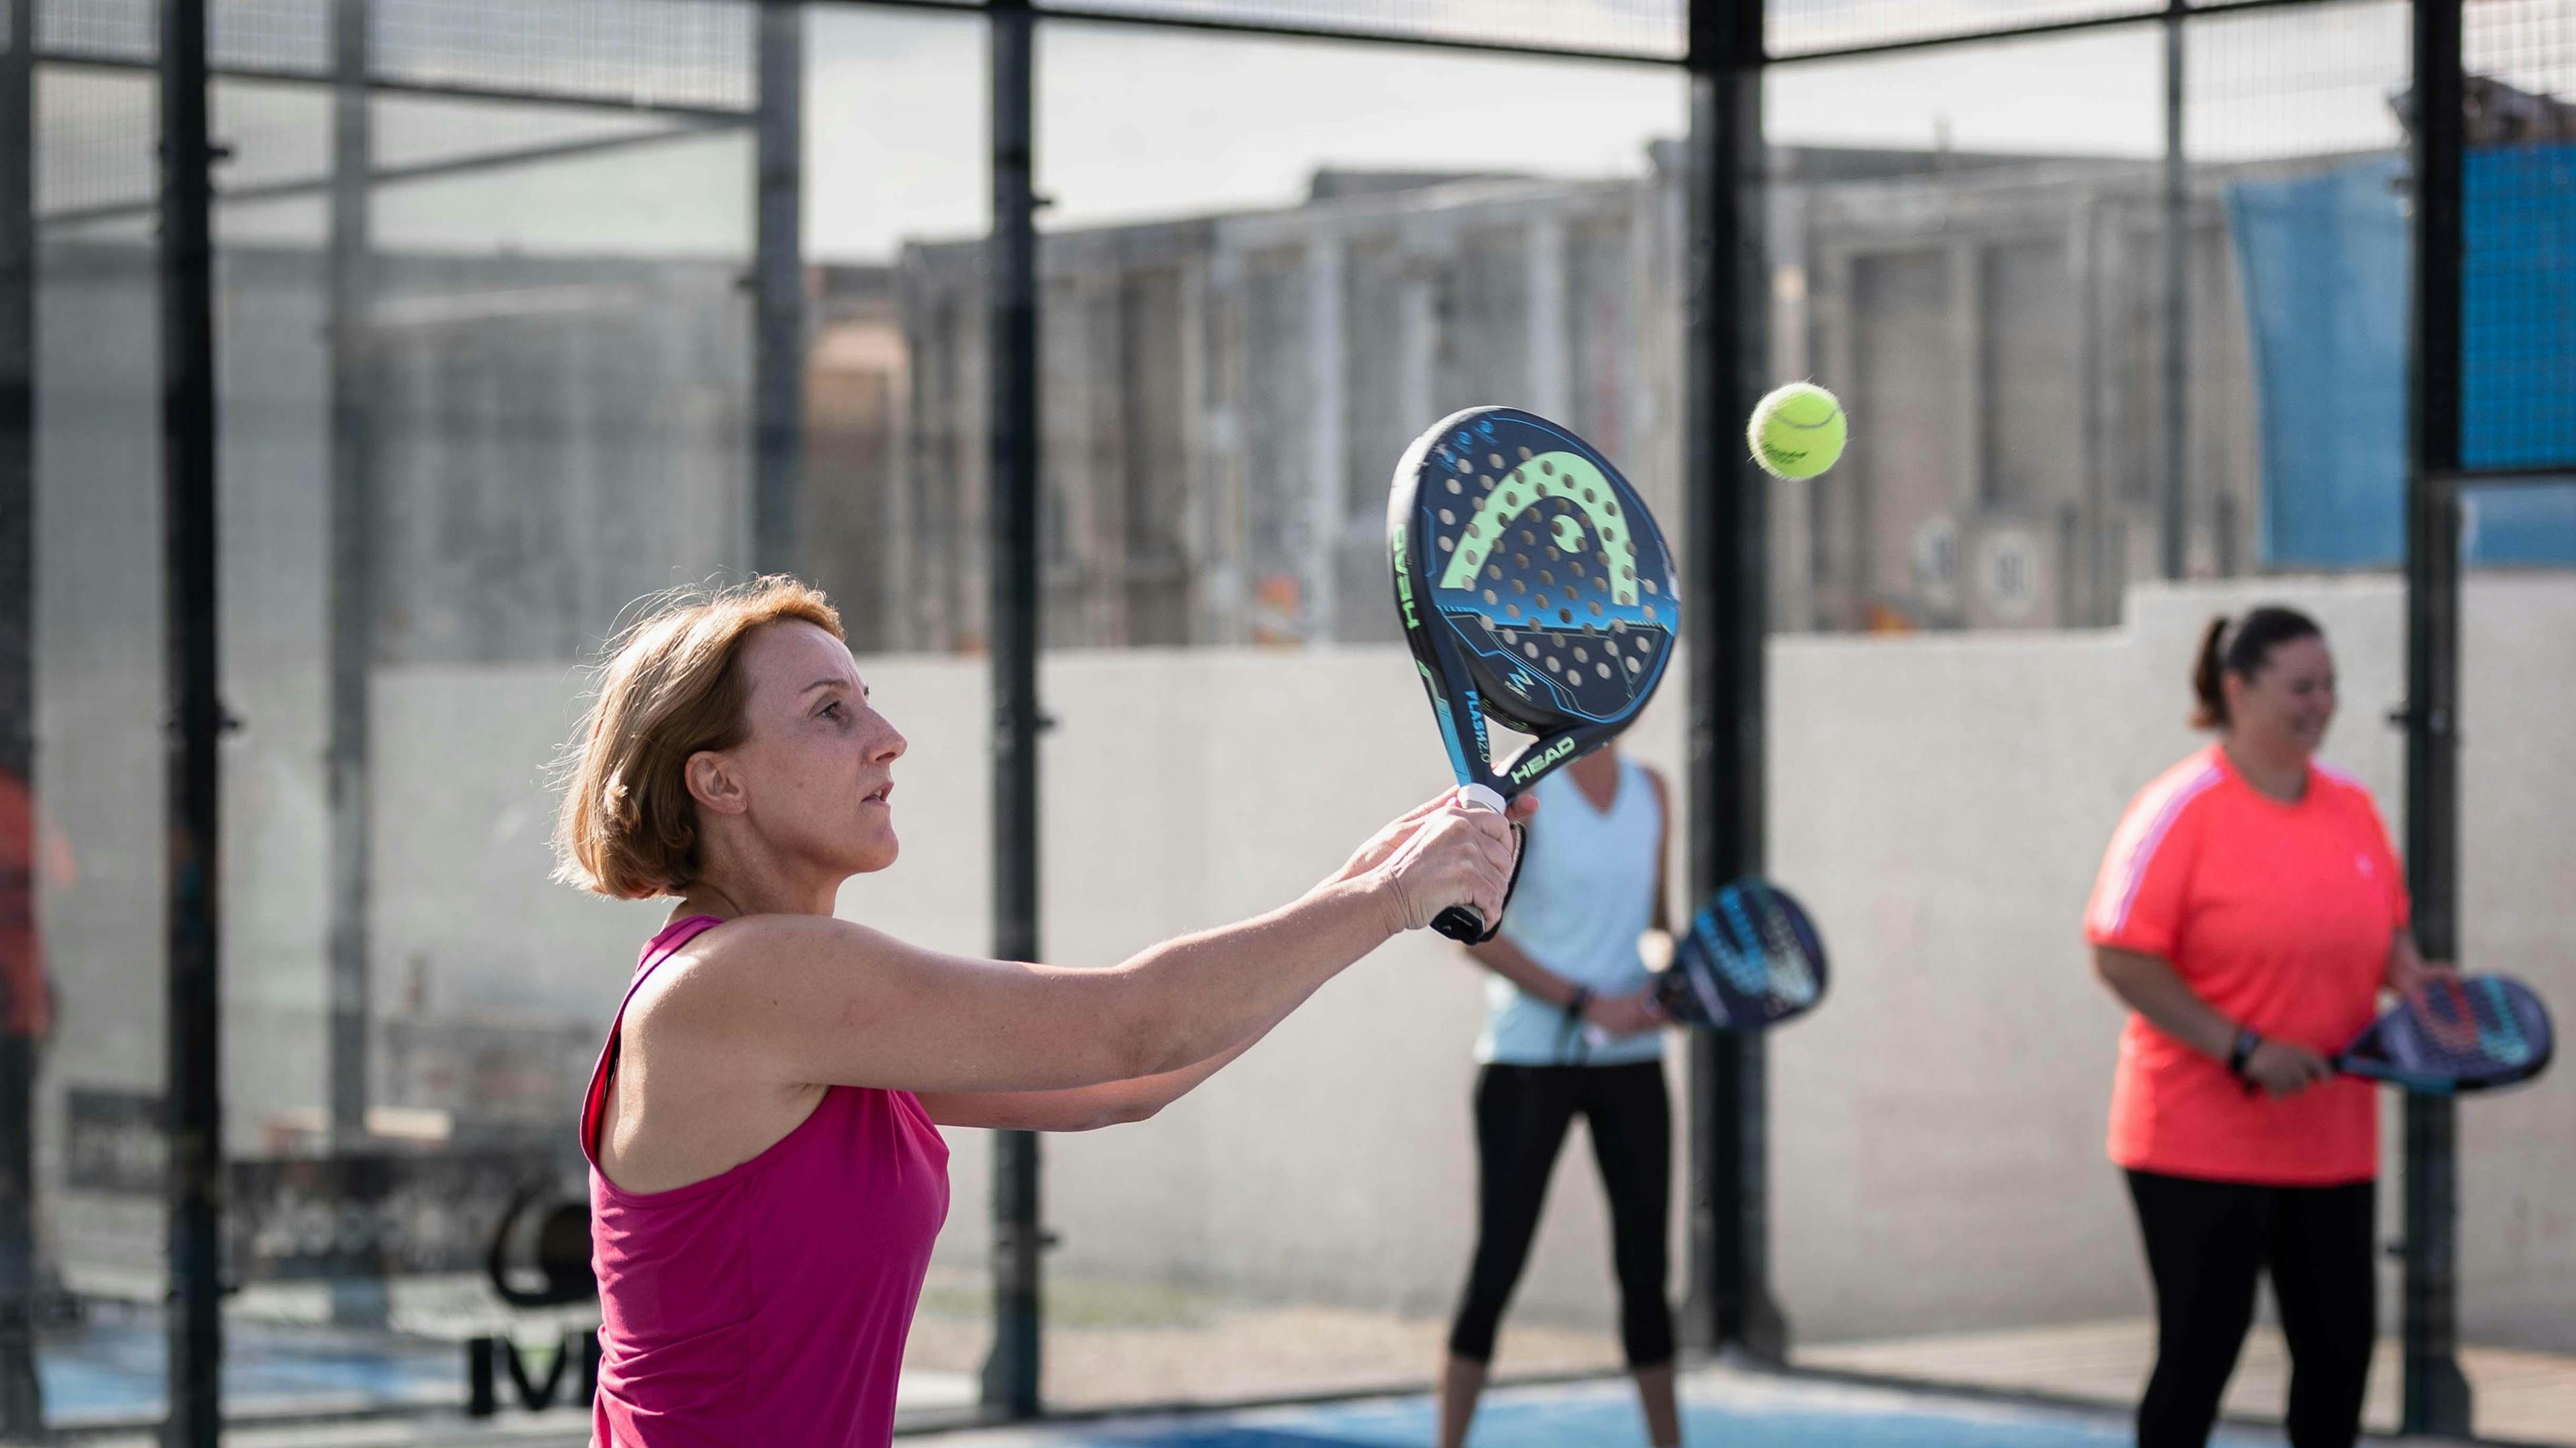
{"left": 36, "top": 0, "right": 755, "bottom": 111}
{"left": 2186, "top": 0, "right": 2409, "bottom": 163}
{"left": 40, "top": 69, "right": 156, "bottom": 223}
{"left": 1040, "top": 0, "right": 1684, "bottom": 58}
{"left": 2461, "top": 0, "right": 2576, "bottom": 470}
{"left": 38, "top": 0, "right": 331, "bottom": 73}
{"left": 1769, "top": 0, "right": 2160, "bottom": 58}
{"left": 372, "top": 0, "right": 755, "bottom": 110}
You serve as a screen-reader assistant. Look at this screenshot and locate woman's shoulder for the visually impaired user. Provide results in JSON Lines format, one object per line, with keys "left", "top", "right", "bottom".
{"left": 2118, "top": 746, "right": 2230, "bottom": 824}
{"left": 623, "top": 914, "right": 904, "bottom": 1038}
{"left": 617, "top": 922, "right": 735, "bottom": 1042}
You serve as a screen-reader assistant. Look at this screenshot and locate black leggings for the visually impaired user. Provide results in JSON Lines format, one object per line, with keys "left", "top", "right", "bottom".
{"left": 1448, "top": 1062, "right": 1674, "bottom": 1369}
{"left": 2126, "top": 1168, "right": 2377, "bottom": 1448}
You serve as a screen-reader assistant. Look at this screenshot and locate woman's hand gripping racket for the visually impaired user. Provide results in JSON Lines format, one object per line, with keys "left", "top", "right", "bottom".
{"left": 1389, "top": 407, "right": 1680, "bottom": 943}
{"left": 2334, "top": 972, "right": 2553, "bottom": 1094}
{"left": 1652, "top": 878, "right": 1830, "bottom": 1032}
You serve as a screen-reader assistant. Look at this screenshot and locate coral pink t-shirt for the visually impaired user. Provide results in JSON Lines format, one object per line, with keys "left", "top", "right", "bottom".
{"left": 2086, "top": 746, "right": 2409, "bottom": 1185}
{"left": 585, "top": 917, "right": 950, "bottom": 1447}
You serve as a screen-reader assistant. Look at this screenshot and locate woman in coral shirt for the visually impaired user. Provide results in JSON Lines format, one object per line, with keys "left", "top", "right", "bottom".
{"left": 2087, "top": 606, "right": 2448, "bottom": 1448}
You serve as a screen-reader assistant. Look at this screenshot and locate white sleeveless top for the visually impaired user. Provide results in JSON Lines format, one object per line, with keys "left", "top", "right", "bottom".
{"left": 1475, "top": 757, "right": 1666, "bottom": 1066}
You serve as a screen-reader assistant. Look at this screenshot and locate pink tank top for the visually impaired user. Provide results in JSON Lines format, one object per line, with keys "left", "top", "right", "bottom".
{"left": 582, "top": 916, "right": 951, "bottom": 1447}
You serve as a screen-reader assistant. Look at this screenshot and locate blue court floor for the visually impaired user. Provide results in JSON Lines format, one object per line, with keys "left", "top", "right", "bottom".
{"left": 919, "top": 1371, "right": 2292, "bottom": 1448}
{"left": 36, "top": 1316, "right": 460, "bottom": 1431}
{"left": 52, "top": 1350, "right": 2497, "bottom": 1447}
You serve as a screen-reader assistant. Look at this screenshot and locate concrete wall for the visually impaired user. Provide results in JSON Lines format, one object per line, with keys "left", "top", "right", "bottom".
{"left": 38, "top": 575, "right": 2576, "bottom": 1349}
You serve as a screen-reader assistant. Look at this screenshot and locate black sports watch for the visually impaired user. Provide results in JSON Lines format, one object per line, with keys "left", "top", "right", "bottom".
{"left": 2226, "top": 1025, "right": 2263, "bottom": 1081}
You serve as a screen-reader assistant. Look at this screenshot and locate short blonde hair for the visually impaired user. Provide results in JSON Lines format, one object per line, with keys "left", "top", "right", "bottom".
{"left": 554, "top": 577, "right": 845, "bottom": 899}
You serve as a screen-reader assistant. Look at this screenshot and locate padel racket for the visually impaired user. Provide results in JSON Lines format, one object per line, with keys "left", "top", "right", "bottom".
{"left": 1389, "top": 406, "right": 1679, "bottom": 942}
{"left": 2334, "top": 972, "right": 2553, "bottom": 1093}
{"left": 1653, "top": 878, "right": 1829, "bottom": 1032}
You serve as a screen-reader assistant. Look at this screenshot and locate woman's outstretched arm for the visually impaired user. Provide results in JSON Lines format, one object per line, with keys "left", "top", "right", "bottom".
{"left": 627, "top": 789, "right": 1519, "bottom": 1101}
{"left": 916, "top": 790, "right": 1539, "bottom": 1130}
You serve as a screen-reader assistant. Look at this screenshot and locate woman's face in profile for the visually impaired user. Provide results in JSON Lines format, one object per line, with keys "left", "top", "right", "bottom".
{"left": 2227, "top": 634, "right": 2337, "bottom": 758}
{"left": 725, "top": 620, "right": 909, "bottom": 876}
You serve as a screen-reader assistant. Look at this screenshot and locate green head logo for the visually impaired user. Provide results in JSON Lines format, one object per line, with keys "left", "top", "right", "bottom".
{"left": 1438, "top": 452, "right": 1640, "bottom": 606}
{"left": 1508, "top": 736, "right": 1574, "bottom": 785}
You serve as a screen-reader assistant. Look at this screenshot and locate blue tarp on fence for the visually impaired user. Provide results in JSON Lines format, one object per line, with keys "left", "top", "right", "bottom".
{"left": 2226, "top": 146, "right": 2576, "bottom": 567}
{"left": 2462, "top": 142, "right": 2576, "bottom": 473}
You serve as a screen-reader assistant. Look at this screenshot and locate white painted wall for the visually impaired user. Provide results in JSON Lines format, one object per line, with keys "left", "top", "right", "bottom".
{"left": 45, "top": 576, "right": 2574, "bottom": 1352}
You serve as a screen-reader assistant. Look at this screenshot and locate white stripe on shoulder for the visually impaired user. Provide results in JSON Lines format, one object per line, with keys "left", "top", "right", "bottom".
{"left": 2088, "top": 759, "right": 2226, "bottom": 937}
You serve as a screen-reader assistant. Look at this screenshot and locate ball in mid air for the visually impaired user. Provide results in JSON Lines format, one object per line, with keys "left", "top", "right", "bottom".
{"left": 1748, "top": 382, "right": 1847, "bottom": 480}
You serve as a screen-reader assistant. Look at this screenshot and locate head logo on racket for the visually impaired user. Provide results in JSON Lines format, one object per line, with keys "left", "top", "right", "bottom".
{"left": 1389, "top": 407, "right": 1678, "bottom": 942}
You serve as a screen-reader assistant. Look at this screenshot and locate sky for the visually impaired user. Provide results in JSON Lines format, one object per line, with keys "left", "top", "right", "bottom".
{"left": 48, "top": 2, "right": 2418, "bottom": 261}
{"left": 798, "top": 3, "right": 2410, "bottom": 262}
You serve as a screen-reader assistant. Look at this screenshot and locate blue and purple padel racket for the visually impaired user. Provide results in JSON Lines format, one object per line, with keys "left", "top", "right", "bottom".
{"left": 2335, "top": 972, "right": 2553, "bottom": 1094}
{"left": 1388, "top": 406, "right": 1679, "bottom": 943}
{"left": 1652, "top": 878, "right": 1829, "bottom": 1032}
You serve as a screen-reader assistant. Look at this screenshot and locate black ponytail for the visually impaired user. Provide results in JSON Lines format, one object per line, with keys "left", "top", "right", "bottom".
{"left": 2190, "top": 606, "right": 2324, "bottom": 730}
{"left": 2190, "top": 617, "right": 2231, "bottom": 729}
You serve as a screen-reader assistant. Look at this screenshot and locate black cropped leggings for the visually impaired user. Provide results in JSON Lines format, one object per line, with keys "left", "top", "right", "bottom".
{"left": 2127, "top": 1168, "right": 2377, "bottom": 1448}
{"left": 1448, "top": 1062, "right": 1675, "bottom": 1368}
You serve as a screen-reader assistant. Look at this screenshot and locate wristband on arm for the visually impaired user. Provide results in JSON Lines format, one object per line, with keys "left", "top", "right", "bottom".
{"left": 1564, "top": 986, "right": 1593, "bottom": 1023}
{"left": 2226, "top": 1025, "right": 2263, "bottom": 1082}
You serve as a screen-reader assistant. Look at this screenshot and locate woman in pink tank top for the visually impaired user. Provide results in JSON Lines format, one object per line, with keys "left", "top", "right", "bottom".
{"left": 553, "top": 579, "right": 1527, "bottom": 1448}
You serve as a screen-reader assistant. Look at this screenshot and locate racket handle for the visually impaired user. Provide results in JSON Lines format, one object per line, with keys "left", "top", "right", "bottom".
{"left": 1430, "top": 791, "right": 1525, "bottom": 944}
{"left": 1432, "top": 905, "right": 1491, "bottom": 942}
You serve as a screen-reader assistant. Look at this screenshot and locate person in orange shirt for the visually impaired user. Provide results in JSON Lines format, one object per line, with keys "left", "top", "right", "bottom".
{"left": 2087, "top": 606, "right": 2447, "bottom": 1448}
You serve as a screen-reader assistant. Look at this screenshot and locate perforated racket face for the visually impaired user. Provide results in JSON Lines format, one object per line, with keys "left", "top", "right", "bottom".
{"left": 1399, "top": 409, "right": 1677, "bottom": 745}
{"left": 2343, "top": 973, "right": 2555, "bottom": 1092}
{"left": 1657, "top": 879, "right": 1829, "bottom": 1032}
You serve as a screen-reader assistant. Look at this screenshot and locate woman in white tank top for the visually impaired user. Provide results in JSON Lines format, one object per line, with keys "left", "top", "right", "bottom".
{"left": 1439, "top": 740, "right": 1680, "bottom": 1448}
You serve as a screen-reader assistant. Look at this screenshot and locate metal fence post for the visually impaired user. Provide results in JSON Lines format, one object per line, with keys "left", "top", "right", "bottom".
{"left": 0, "top": 0, "right": 40, "bottom": 1428}
{"left": 754, "top": 3, "right": 806, "bottom": 577}
{"left": 325, "top": 0, "right": 388, "bottom": 1329}
{"left": 2160, "top": 0, "right": 2190, "bottom": 582}
{"left": 983, "top": 0, "right": 1045, "bottom": 1421}
{"left": 159, "top": 0, "right": 227, "bottom": 1440}
{"left": 1683, "top": 0, "right": 1786, "bottom": 1364}
{"left": 2402, "top": 0, "right": 2471, "bottom": 1434}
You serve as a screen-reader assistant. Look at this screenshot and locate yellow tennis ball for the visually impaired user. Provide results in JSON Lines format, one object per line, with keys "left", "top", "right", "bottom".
{"left": 1748, "top": 382, "right": 1847, "bottom": 480}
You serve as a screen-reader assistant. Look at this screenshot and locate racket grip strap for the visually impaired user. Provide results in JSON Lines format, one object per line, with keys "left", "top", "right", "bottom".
{"left": 1456, "top": 783, "right": 1507, "bottom": 814}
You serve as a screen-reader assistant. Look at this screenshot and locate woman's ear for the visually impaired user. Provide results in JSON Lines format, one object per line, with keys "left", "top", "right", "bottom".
{"left": 685, "top": 749, "right": 749, "bottom": 817}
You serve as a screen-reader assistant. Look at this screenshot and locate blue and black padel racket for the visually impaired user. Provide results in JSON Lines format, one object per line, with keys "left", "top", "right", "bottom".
{"left": 1389, "top": 406, "right": 1679, "bottom": 943}
{"left": 1653, "top": 878, "right": 1828, "bottom": 1032}
{"left": 2335, "top": 972, "right": 2553, "bottom": 1093}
